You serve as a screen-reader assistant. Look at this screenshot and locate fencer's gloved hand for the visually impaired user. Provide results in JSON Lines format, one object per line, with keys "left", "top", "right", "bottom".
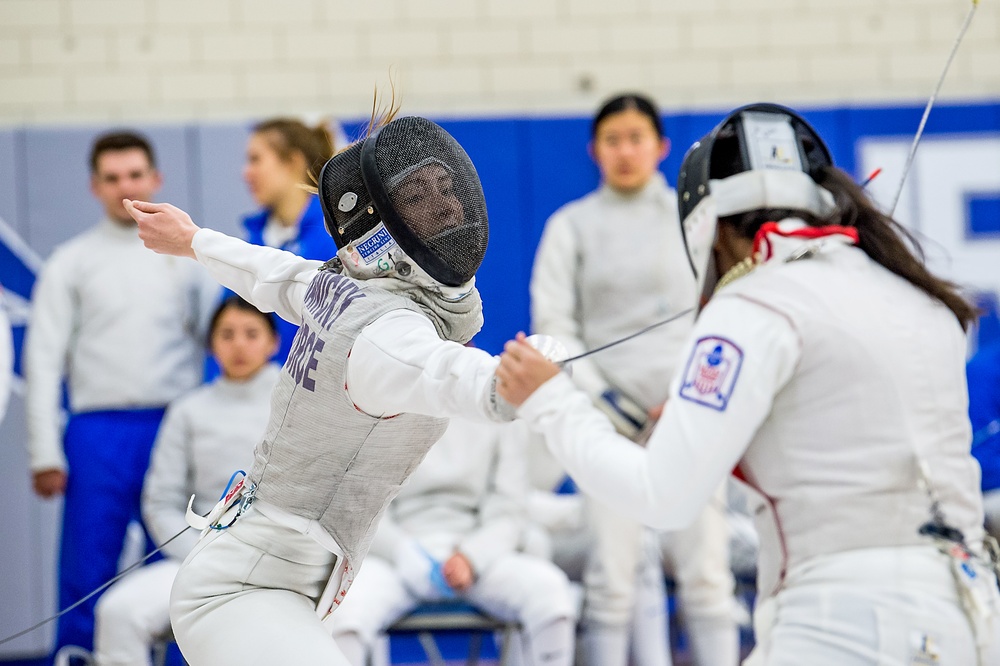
{"left": 595, "top": 388, "right": 649, "bottom": 441}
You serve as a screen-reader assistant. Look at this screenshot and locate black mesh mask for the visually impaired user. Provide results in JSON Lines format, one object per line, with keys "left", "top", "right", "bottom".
{"left": 318, "top": 117, "right": 489, "bottom": 287}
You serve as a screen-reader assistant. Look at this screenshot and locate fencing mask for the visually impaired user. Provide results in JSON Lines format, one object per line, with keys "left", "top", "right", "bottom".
{"left": 318, "top": 116, "right": 489, "bottom": 289}
{"left": 676, "top": 103, "right": 835, "bottom": 304}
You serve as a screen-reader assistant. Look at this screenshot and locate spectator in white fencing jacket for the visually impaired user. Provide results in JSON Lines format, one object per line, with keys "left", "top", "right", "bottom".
{"left": 92, "top": 296, "right": 279, "bottom": 666}
{"left": 328, "top": 418, "right": 576, "bottom": 666}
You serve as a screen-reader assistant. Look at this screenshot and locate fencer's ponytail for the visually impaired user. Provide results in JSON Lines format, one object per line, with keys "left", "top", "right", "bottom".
{"left": 811, "top": 166, "right": 976, "bottom": 330}
{"left": 720, "top": 165, "right": 976, "bottom": 329}
{"left": 723, "top": 166, "right": 977, "bottom": 330}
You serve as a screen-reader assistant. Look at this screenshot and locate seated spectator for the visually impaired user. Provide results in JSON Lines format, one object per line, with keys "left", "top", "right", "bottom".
{"left": 523, "top": 435, "right": 669, "bottom": 665}
{"left": 92, "top": 297, "right": 280, "bottom": 666}
{"left": 328, "top": 418, "right": 576, "bottom": 666}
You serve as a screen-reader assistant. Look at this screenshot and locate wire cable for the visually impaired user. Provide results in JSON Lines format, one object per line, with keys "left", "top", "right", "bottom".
{"left": 558, "top": 307, "right": 696, "bottom": 366}
{"left": 0, "top": 526, "right": 192, "bottom": 647}
{"left": 889, "top": 0, "right": 979, "bottom": 215}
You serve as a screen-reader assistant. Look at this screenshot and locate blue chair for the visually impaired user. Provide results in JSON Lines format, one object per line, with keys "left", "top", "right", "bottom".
{"left": 386, "top": 601, "right": 520, "bottom": 666}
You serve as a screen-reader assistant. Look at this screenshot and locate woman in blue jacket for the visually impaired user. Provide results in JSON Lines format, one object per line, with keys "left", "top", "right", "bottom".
{"left": 239, "top": 118, "right": 338, "bottom": 362}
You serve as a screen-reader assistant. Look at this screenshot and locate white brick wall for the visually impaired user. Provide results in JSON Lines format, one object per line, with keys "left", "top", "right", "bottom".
{"left": 0, "top": 0, "right": 997, "bottom": 125}
{"left": 0, "top": 0, "right": 61, "bottom": 29}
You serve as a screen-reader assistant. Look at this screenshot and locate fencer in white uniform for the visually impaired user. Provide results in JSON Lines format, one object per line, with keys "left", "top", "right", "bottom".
{"left": 92, "top": 297, "right": 280, "bottom": 666}
{"left": 329, "top": 418, "right": 575, "bottom": 666}
{"left": 123, "top": 117, "right": 512, "bottom": 666}
{"left": 531, "top": 93, "right": 737, "bottom": 666}
{"left": 498, "top": 104, "right": 1000, "bottom": 666}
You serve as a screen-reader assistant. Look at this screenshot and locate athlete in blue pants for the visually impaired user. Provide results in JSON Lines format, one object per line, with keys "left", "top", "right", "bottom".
{"left": 24, "top": 131, "right": 214, "bottom": 658}
{"left": 57, "top": 410, "right": 164, "bottom": 650}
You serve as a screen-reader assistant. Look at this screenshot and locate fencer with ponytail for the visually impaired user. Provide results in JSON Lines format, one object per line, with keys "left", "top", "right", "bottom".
{"left": 812, "top": 166, "right": 976, "bottom": 330}
{"left": 716, "top": 165, "right": 976, "bottom": 331}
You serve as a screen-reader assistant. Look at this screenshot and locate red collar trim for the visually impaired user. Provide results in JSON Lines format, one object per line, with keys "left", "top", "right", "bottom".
{"left": 752, "top": 222, "right": 860, "bottom": 261}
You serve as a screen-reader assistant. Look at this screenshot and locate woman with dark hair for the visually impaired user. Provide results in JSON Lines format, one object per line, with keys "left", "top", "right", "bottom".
{"left": 530, "top": 92, "right": 738, "bottom": 666}
{"left": 499, "top": 103, "right": 1000, "bottom": 665}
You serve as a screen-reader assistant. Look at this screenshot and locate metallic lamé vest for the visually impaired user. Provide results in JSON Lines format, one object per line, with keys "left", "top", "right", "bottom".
{"left": 248, "top": 269, "right": 448, "bottom": 570}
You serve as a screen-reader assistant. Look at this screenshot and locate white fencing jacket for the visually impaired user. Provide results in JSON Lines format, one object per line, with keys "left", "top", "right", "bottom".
{"left": 519, "top": 229, "right": 985, "bottom": 598}
{"left": 142, "top": 363, "right": 280, "bottom": 560}
{"left": 25, "top": 219, "right": 218, "bottom": 471}
{"left": 190, "top": 229, "right": 501, "bottom": 427}
{"left": 187, "top": 229, "right": 507, "bottom": 607}
{"left": 530, "top": 173, "right": 697, "bottom": 409}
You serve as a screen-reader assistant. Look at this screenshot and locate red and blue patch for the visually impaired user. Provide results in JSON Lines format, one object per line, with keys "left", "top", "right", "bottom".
{"left": 678, "top": 336, "right": 743, "bottom": 411}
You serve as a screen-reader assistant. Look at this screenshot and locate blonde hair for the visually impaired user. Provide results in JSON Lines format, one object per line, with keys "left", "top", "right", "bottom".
{"left": 301, "top": 84, "right": 402, "bottom": 196}
{"left": 252, "top": 118, "right": 335, "bottom": 184}
{"left": 367, "top": 80, "right": 401, "bottom": 136}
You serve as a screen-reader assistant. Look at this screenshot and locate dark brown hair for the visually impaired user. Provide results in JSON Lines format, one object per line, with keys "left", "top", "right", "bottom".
{"left": 252, "top": 118, "right": 336, "bottom": 185}
{"left": 719, "top": 165, "right": 976, "bottom": 330}
{"left": 208, "top": 295, "right": 278, "bottom": 346}
{"left": 89, "top": 130, "right": 156, "bottom": 174}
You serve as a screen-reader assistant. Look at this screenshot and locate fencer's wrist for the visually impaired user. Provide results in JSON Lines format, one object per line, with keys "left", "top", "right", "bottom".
{"left": 189, "top": 227, "right": 213, "bottom": 261}
{"left": 516, "top": 372, "right": 575, "bottom": 422}
{"left": 180, "top": 226, "right": 199, "bottom": 259}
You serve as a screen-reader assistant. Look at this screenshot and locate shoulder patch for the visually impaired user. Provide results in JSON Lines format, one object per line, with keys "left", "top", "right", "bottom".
{"left": 678, "top": 336, "right": 744, "bottom": 411}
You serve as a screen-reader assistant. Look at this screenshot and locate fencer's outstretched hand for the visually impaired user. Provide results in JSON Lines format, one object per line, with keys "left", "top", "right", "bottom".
{"left": 123, "top": 199, "right": 200, "bottom": 259}
{"left": 496, "top": 332, "right": 561, "bottom": 407}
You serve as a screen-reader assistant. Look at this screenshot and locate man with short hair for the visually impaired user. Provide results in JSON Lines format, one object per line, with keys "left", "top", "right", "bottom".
{"left": 24, "top": 130, "right": 216, "bottom": 656}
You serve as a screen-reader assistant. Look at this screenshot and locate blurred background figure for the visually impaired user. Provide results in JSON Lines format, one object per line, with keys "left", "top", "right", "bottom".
{"left": 328, "top": 418, "right": 576, "bottom": 666}
{"left": 238, "top": 118, "right": 338, "bottom": 363}
{"left": 92, "top": 296, "right": 279, "bottom": 666}
{"left": 530, "top": 93, "right": 739, "bottom": 666}
{"left": 24, "top": 130, "right": 217, "bottom": 659}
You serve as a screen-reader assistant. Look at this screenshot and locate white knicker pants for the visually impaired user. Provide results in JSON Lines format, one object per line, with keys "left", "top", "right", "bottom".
{"left": 745, "top": 546, "right": 1000, "bottom": 666}
{"left": 169, "top": 509, "right": 345, "bottom": 666}
{"left": 93, "top": 559, "right": 180, "bottom": 666}
{"left": 327, "top": 552, "right": 576, "bottom": 649}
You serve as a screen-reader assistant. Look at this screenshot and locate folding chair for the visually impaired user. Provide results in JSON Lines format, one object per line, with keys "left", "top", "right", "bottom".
{"left": 386, "top": 600, "right": 520, "bottom": 666}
